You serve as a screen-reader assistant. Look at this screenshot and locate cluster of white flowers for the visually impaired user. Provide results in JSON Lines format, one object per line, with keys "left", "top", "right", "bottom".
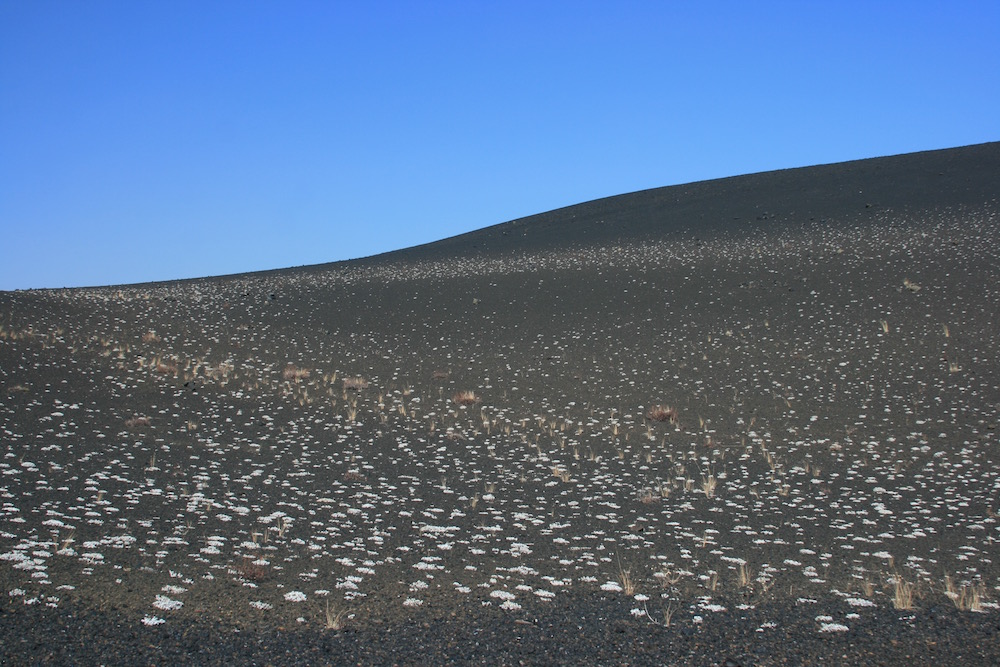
{"left": 152, "top": 595, "right": 183, "bottom": 611}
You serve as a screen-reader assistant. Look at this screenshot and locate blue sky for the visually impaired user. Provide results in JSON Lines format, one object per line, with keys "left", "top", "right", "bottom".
{"left": 1, "top": 2, "right": 998, "bottom": 289}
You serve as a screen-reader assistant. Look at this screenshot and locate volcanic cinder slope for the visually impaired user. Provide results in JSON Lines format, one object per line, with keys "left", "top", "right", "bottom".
{"left": 1, "top": 143, "right": 999, "bottom": 665}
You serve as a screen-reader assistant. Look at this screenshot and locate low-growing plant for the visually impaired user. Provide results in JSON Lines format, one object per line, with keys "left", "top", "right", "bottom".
{"left": 617, "top": 563, "right": 637, "bottom": 596}
{"left": 892, "top": 574, "right": 916, "bottom": 610}
{"left": 701, "top": 474, "right": 717, "bottom": 498}
{"left": 234, "top": 556, "right": 269, "bottom": 582}
{"left": 638, "top": 488, "right": 659, "bottom": 504}
{"left": 283, "top": 364, "right": 311, "bottom": 381}
{"left": 155, "top": 359, "right": 178, "bottom": 375}
{"left": 452, "top": 390, "right": 480, "bottom": 406}
{"left": 656, "top": 566, "right": 683, "bottom": 587}
{"left": 324, "top": 600, "right": 348, "bottom": 630}
{"left": 945, "top": 574, "right": 985, "bottom": 611}
{"left": 646, "top": 404, "right": 679, "bottom": 425}
{"left": 125, "top": 415, "right": 151, "bottom": 429}
{"left": 343, "top": 376, "right": 369, "bottom": 391}
{"left": 645, "top": 599, "right": 678, "bottom": 627}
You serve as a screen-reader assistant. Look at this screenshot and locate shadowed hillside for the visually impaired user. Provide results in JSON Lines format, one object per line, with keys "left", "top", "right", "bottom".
{"left": 1, "top": 142, "right": 999, "bottom": 665}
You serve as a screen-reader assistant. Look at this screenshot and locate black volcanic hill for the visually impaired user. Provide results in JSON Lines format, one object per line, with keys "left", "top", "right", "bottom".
{"left": 1, "top": 142, "right": 999, "bottom": 666}
{"left": 333, "top": 140, "right": 1000, "bottom": 266}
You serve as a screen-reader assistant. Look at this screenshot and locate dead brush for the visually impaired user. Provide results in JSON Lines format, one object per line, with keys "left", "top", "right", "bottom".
{"left": 892, "top": 573, "right": 917, "bottom": 610}
{"left": 655, "top": 566, "right": 683, "bottom": 588}
{"left": 343, "top": 376, "right": 369, "bottom": 391}
{"left": 647, "top": 600, "right": 678, "bottom": 627}
{"left": 234, "top": 556, "right": 269, "bottom": 582}
{"left": 154, "top": 359, "right": 179, "bottom": 375}
{"left": 324, "top": 600, "right": 348, "bottom": 630}
{"left": 638, "top": 488, "right": 660, "bottom": 505}
{"left": 282, "top": 364, "right": 311, "bottom": 381}
{"left": 646, "top": 404, "right": 679, "bottom": 425}
{"left": 452, "top": 390, "right": 481, "bottom": 406}
{"left": 125, "top": 415, "right": 151, "bottom": 430}
{"left": 616, "top": 556, "right": 638, "bottom": 596}
{"left": 737, "top": 562, "right": 753, "bottom": 588}
{"left": 945, "top": 574, "right": 985, "bottom": 612}
{"left": 700, "top": 473, "right": 718, "bottom": 498}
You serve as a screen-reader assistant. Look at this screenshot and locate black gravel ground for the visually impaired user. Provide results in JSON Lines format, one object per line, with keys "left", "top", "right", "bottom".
{"left": 3, "top": 594, "right": 1000, "bottom": 666}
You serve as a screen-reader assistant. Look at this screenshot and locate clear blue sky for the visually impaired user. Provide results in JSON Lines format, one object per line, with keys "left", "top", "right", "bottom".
{"left": 2, "top": 2, "right": 998, "bottom": 289}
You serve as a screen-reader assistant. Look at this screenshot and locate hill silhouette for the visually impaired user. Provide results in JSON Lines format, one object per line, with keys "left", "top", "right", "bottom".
{"left": 318, "top": 140, "right": 999, "bottom": 267}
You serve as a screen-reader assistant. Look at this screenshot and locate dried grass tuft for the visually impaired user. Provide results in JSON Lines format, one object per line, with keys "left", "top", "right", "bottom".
{"left": 283, "top": 364, "right": 311, "bottom": 381}
{"left": 125, "top": 415, "right": 151, "bottom": 429}
{"left": 452, "top": 390, "right": 480, "bottom": 406}
{"left": 343, "top": 376, "right": 369, "bottom": 391}
{"left": 892, "top": 575, "right": 916, "bottom": 610}
{"left": 234, "top": 556, "right": 269, "bottom": 582}
{"left": 646, "top": 405, "right": 679, "bottom": 425}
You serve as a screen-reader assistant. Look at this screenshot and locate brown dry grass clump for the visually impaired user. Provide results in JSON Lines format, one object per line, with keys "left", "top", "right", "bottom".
{"left": 452, "top": 390, "right": 480, "bottom": 406}
{"left": 234, "top": 556, "right": 269, "bottom": 582}
{"left": 282, "top": 364, "right": 311, "bottom": 381}
{"left": 646, "top": 404, "right": 679, "bottom": 425}
{"left": 893, "top": 575, "right": 917, "bottom": 610}
{"left": 343, "top": 376, "right": 369, "bottom": 391}
{"left": 124, "top": 415, "right": 151, "bottom": 430}
{"left": 155, "top": 359, "right": 178, "bottom": 375}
